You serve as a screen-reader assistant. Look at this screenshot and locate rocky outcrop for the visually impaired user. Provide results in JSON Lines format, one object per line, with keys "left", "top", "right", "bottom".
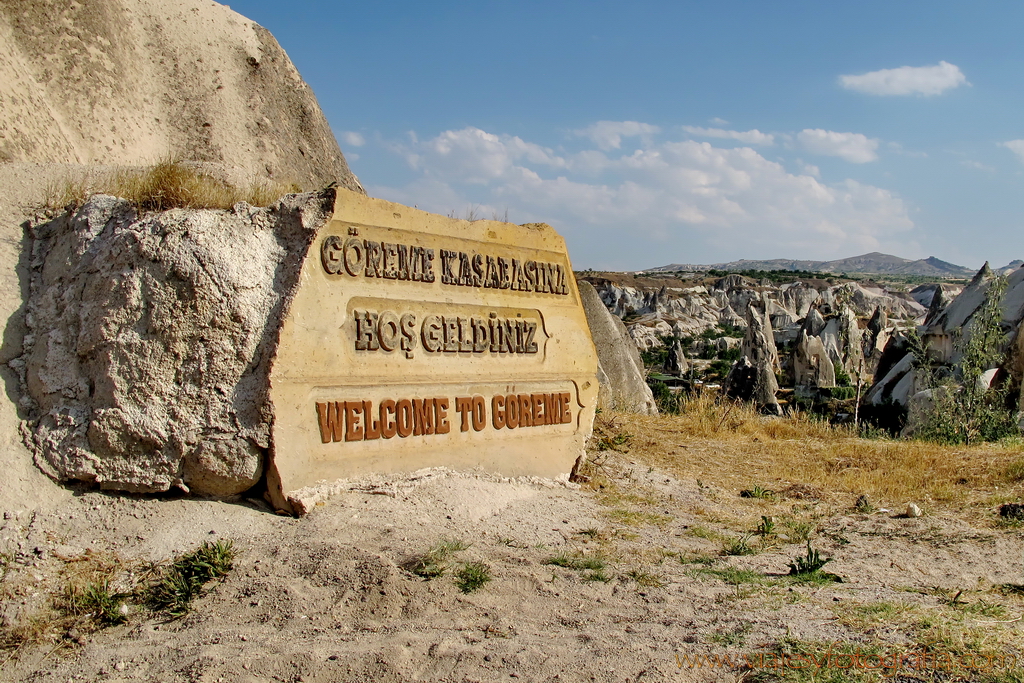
{"left": 583, "top": 272, "right": 932, "bottom": 411}
{"left": 863, "top": 353, "right": 918, "bottom": 407}
{"left": 0, "top": 0, "right": 362, "bottom": 193}
{"left": 664, "top": 338, "right": 688, "bottom": 376}
{"left": 17, "top": 190, "right": 336, "bottom": 495}
{"left": 578, "top": 282, "right": 657, "bottom": 415}
{"left": 726, "top": 356, "right": 780, "bottom": 413}
{"left": 741, "top": 304, "right": 780, "bottom": 373}
{"left": 587, "top": 276, "right": 923, "bottom": 348}
{"left": 793, "top": 331, "right": 835, "bottom": 388}
{"left": 863, "top": 307, "right": 889, "bottom": 377}
{"left": 726, "top": 305, "right": 781, "bottom": 413}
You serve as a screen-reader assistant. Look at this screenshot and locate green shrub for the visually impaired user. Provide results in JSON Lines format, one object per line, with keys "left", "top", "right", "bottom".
{"left": 829, "top": 386, "right": 857, "bottom": 400}
{"left": 647, "top": 379, "right": 683, "bottom": 414}
{"left": 911, "top": 275, "right": 1018, "bottom": 445}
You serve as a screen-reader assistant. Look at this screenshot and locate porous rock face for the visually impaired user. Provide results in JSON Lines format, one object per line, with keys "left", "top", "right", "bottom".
{"left": 18, "top": 189, "right": 335, "bottom": 495}
{"left": 0, "top": 0, "right": 362, "bottom": 193}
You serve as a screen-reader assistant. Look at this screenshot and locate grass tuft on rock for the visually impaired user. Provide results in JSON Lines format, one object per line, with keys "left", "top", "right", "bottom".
{"left": 42, "top": 160, "right": 300, "bottom": 213}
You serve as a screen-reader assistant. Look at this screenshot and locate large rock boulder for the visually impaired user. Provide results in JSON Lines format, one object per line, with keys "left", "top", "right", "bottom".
{"left": 0, "top": 0, "right": 361, "bottom": 193}
{"left": 726, "top": 305, "right": 780, "bottom": 413}
{"left": 725, "top": 356, "right": 781, "bottom": 414}
{"left": 863, "top": 352, "right": 918, "bottom": 407}
{"left": 578, "top": 281, "right": 657, "bottom": 415}
{"left": 862, "top": 306, "right": 889, "bottom": 377}
{"left": 664, "top": 338, "right": 689, "bottom": 376}
{"left": 741, "top": 304, "right": 780, "bottom": 372}
{"left": 18, "top": 190, "right": 335, "bottom": 495}
{"left": 793, "top": 331, "right": 835, "bottom": 388}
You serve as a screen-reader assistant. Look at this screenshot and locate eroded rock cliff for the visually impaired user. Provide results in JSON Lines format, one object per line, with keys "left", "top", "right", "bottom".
{"left": 0, "top": 0, "right": 361, "bottom": 193}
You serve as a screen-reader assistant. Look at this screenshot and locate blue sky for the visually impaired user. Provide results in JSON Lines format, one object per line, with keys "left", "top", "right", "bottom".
{"left": 229, "top": 1, "right": 1024, "bottom": 271}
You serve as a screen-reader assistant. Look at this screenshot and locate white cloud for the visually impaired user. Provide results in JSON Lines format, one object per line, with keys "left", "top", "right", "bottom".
{"left": 374, "top": 125, "right": 915, "bottom": 267}
{"left": 962, "top": 160, "right": 995, "bottom": 172}
{"left": 839, "top": 61, "right": 969, "bottom": 96}
{"left": 341, "top": 131, "right": 366, "bottom": 147}
{"left": 886, "top": 141, "right": 928, "bottom": 158}
{"left": 682, "top": 126, "right": 774, "bottom": 146}
{"left": 797, "top": 129, "right": 879, "bottom": 163}
{"left": 408, "top": 127, "right": 565, "bottom": 183}
{"left": 573, "top": 121, "right": 661, "bottom": 150}
{"left": 710, "top": 117, "right": 730, "bottom": 126}
{"left": 1001, "top": 140, "right": 1024, "bottom": 163}
{"left": 799, "top": 161, "right": 821, "bottom": 177}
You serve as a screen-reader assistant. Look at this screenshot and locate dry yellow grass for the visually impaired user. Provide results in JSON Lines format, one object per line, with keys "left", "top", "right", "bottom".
{"left": 42, "top": 160, "right": 301, "bottom": 213}
{"left": 596, "top": 395, "right": 1024, "bottom": 513}
{"left": 0, "top": 550, "right": 146, "bottom": 656}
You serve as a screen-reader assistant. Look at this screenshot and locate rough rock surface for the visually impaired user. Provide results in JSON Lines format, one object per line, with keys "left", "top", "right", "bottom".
{"left": 726, "top": 305, "right": 781, "bottom": 413}
{"left": 18, "top": 189, "right": 335, "bottom": 495}
{"left": 578, "top": 281, "right": 657, "bottom": 415}
{"left": 863, "top": 353, "right": 917, "bottom": 407}
{"left": 740, "top": 304, "right": 779, "bottom": 373}
{"left": 0, "top": 0, "right": 362, "bottom": 193}
{"left": 794, "top": 331, "right": 835, "bottom": 388}
{"left": 586, "top": 275, "right": 922, "bottom": 382}
{"left": 664, "top": 338, "right": 688, "bottom": 376}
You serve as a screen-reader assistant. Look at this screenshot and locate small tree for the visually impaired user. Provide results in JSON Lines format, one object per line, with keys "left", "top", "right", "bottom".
{"left": 913, "top": 275, "right": 1017, "bottom": 444}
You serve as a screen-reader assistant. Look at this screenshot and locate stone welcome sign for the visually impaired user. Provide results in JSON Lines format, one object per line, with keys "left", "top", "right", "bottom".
{"left": 21, "top": 187, "right": 598, "bottom": 515}
{"left": 267, "top": 190, "right": 599, "bottom": 512}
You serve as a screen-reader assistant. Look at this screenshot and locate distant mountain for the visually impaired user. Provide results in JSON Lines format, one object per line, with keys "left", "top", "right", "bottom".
{"left": 646, "top": 252, "right": 977, "bottom": 278}
{"left": 997, "top": 260, "right": 1024, "bottom": 273}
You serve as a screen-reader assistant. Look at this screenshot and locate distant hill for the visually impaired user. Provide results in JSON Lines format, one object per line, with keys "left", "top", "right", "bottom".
{"left": 646, "top": 252, "right": 977, "bottom": 278}
{"left": 997, "top": 260, "right": 1024, "bottom": 273}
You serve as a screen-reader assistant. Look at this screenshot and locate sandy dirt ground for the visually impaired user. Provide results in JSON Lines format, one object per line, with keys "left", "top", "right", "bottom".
{"left": 2, "top": 440, "right": 1022, "bottom": 683}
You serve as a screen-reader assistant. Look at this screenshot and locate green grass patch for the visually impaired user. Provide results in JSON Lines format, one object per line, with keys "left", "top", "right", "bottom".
{"left": 623, "top": 568, "right": 665, "bottom": 588}
{"left": 722, "top": 534, "right": 758, "bottom": 556}
{"left": 454, "top": 562, "right": 491, "bottom": 593}
{"left": 407, "top": 537, "right": 470, "bottom": 578}
{"left": 544, "top": 552, "right": 613, "bottom": 583}
{"left": 707, "top": 622, "right": 752, "bottom": 647}
{"left": 61, "top": 581, "right": 128, "bottom": 626}
{"left": 692, "top": 566, "right": 765, "bottom": 585}
{"left": 544, "top": 552, "right": 606, "bottom": 572}
{"left": 687, "top": 525, "right": 723, "bottom": 540}
{"left": 1006, "top": 458, "right": 1024, "bottom": 482}
{"left": 781, "top": 518, "right": 815, "bottom": 543}
{"left": 146, "top": 540, "right": 235, "bottom": 617}
{"left": 605, "top": 508, "right": 672, "bottom": 526}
